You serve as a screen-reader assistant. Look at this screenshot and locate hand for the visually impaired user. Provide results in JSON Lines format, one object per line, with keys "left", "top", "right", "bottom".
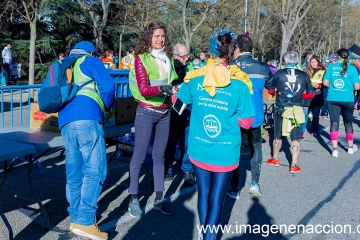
{"left": 172, "top": 86, "right": 178, "bottom": 95}
{"left": 159, "top": 85, "right": 173, "bottom": 96}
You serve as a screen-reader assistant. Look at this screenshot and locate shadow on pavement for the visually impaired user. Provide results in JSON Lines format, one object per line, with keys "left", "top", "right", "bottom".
{"left": 119, "top": 189, "right": 196, "bottom": 240}
{"left": 226, "top": 198, "right": 286, "bottom": 240}
{"left": 284, "top": 159, "right": 360, "bottom": 239}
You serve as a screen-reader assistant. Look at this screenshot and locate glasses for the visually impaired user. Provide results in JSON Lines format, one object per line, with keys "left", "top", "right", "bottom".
{"left": 176, "top": 54, "right": 190, "bottom": 60}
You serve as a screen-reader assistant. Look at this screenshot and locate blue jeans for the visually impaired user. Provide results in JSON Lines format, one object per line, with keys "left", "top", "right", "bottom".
{"left": 61, "top": 120, "right": 107, "bottom": 226}
{"left": 300, "top": 106, "right": 309, "bottom": 133}
{"left": 181, "top": 126, "right": 193, "bottom": 173}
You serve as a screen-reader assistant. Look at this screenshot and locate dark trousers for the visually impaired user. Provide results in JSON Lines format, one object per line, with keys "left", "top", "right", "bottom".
{"left": 194, "top": 164, "right": 234, "bottom": 240}
{"left": 164, "top": 123, "right": 186, "bottom": 175}
{"left": 309, "top": 105, "right": 321, "bottom": 133}
{"left": 230, "top": 126, "right": 262, "bottom": 190}
{"left": 164, "top": 108, "right": 188, "bottom": 175}
{"left": 327, "top": 101, "right": 354, "bottom": 133}
{"left": 129, "top": 106, "right": 170, "bottom": 194}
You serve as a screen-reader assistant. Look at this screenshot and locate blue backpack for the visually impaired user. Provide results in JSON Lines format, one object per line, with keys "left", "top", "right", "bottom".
{"left": 38, "top": 55, "right": 94, "bottom": 113}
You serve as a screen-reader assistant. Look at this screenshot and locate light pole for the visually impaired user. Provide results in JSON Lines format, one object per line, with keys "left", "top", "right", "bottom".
{"left": 338, "top": 0, "right": 345, "bottom": 49}
{"left": 244, "top": 0, "right": 248, "bottom": 33}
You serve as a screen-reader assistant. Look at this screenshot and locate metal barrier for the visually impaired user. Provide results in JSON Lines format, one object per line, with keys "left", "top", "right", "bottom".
{"left": 0, "top": 85, "right": 41, "bottom": 128}
{"left": 0, "top": 69, "right": 131, "bottom": 129}
{"left": 109, "top": 69, "right": 132, "bottom": 98}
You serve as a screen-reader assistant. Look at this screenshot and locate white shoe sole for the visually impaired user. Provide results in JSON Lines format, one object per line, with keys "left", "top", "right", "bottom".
{"left": 348, "top": 146, "right": 358, "bottom": 154}
{"left": 128, "top": 207, "right": 142, "bottom": 219}
{"left": 70, "top": 228, "right": 107, "bottom": 240}
{"left": 249, "top": 188, "right": 262, "bottom": 197}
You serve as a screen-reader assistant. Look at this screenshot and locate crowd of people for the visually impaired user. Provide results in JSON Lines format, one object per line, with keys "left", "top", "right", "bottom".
{"left": 47, "top": 19, "right": 360, "bottom": 240}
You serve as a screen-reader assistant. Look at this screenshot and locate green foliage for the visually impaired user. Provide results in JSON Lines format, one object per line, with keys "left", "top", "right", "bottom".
{"left": 0, "top": 0, "right": 358, "bottom": 83}
{"left": 34, "top": 63, "right": 51, "bottom": 82}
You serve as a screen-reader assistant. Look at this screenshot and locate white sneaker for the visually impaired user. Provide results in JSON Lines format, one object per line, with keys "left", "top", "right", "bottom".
{"left": 331, "top": 149, "right": 339, "bottom": 158}
{"left": 347, "top": 145, "right": 358, "bottom": 154}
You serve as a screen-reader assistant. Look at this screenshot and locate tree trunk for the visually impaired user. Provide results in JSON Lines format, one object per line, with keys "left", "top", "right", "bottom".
{"left": 98, "top": 29, "right": 103, "bottom": 53}
{"left": 29, "top": 20, "right": 36, "bottom": 98}
{"left": 118, "top": 32, "right": 123, "bottom": 60}
{"left": 280, "top": 24, "right": 289, "bottom": 61}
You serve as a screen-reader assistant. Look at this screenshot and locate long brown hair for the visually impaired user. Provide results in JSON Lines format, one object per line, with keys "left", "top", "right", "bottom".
{"left": 306, "top": 55, "right": 325, "bottom": 77}
{"left": 135, "top": 21, "right": 172, "bottom": 58}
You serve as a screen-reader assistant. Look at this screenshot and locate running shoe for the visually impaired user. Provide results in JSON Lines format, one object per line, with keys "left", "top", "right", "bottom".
{"left": 227, "top": 189, "right": 240, "bottom": 200}
{"left": 267, "top": 158, "right": 280, "bottom": 166}
{"left": 249, "top": 180, "right": 262, "bottom": 197}
{"left": 289, "top": 165, "right": 301, "bottom": 174}
{"left": 128, "top": 198, "right": 143, "bottom": 218}
{"left": 153, "top": 199, "right": 175, "bottom": 215}
{"left": 347, "top": 145, "right": 358, "bottom": 154}
{"left": 164, "top": 174, "right": 173, "bottom": 181}
{"left": 331, "top": 149, "right": 339, "bottom": 158}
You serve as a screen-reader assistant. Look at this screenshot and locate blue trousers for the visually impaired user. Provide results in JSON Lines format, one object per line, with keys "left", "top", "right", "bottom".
{"left": 193, "top": 164, "right": 234, "bottom": 240}
{"left": 61, "top": 120, "right": 107, "bottom": 226}
{"left": 181, "top": 126, "right": 193, "bottom": 172}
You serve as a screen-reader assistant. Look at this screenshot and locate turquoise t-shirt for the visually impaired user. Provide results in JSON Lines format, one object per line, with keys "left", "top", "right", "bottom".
{"left": 177, "top": 76, "right": 254, "bottom": 166}
{"left": 324, "top": 62, "right": 360, "bottom": 102}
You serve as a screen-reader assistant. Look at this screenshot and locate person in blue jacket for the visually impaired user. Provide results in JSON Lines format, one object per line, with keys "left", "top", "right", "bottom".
{"left": 59, "top": 41, "right": 115, "bottom": 240}
{"left": 229, "top": 34, "right": 275, "bottom": 198}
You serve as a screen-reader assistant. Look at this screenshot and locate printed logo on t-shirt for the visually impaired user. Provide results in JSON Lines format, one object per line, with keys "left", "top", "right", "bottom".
{"left": 197, "top": 83, "right": 205, "bottom": 91}
{"left": 285, "top": 68, "right": 300, "bottom": 94}
{"left": 203, "top": 115, "right": 221, "bottom": 138}
{"left": 334, "top": 79, "right": 344, "bottom": 89}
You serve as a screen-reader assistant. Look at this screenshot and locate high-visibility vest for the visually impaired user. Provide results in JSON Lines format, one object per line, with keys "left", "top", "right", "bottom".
{"left": 119, "top": 54, "right": 134, "bottom": 70}
{"left": 73, "top": 56, "right": 105, "bottom": 113}
{"left": 129, "top": 53, "right": 177, "bottom": 106}
{"left": 310, "top": 69, "right": 325, "bottom": 84}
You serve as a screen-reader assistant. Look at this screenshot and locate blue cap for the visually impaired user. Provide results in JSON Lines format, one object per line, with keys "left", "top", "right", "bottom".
{"left": 73, "top": 41, "right": 100, "bottom": 56}
{"left": 210, "top": 28, "right": 237, "bottom": 57}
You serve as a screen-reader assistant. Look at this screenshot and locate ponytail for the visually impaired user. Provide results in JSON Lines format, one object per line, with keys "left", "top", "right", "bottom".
{"left": 337, "top": 48, "right": 349, "bottom": 76}
{"left": 217, "top": 34, "right": 237, "bottom": 64}
{"left": 340, "top": 59, "right": 348, "bottom": 76}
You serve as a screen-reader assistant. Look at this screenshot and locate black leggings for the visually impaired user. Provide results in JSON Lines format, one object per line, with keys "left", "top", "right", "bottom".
{"left": 273, "top": 107, "right": 300, "bottom": 141}
{"left": 327, "top": 101, "right": 354, "bottom": 133}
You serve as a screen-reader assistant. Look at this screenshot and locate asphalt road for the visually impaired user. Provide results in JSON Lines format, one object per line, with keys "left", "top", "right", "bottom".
{"left": 1, "top": 113, "right": 360, "bottom": 239}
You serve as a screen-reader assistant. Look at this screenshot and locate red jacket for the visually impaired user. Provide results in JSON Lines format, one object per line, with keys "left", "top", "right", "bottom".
{"left": 134, "top": 55, "right": 169, "bottom": 109}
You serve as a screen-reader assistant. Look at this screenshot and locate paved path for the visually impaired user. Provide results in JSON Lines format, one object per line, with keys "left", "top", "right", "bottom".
{"left": 1, "top": 114, "right": 360, "bottom": 239}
